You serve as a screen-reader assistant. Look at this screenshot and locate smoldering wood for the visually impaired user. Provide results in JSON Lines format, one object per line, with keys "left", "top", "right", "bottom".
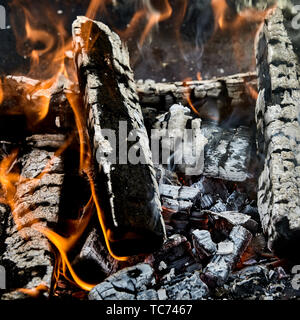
{"left": 160, "top": 271, "right": 209, "bottom": 300}
{"left": 0, "top": 134, "right": 65, "bottom": 300}
{"left": 161, "top": 197, "right": 194, "bottom": 213}
{"left": 202, "top": 226, "right": 252, "bottom": 288}
{"left": 154, "top": 104, "right": 256, "bottom": 182}
{"left": 0, "top": 71, "right": 258, "bottom": 138}
{"left": 0, "top": 75, "right": 75, "bottom": 134}
{"left": 192, "top": 229, "right": 217, "bottom": 261}
{"left": 150, "top": 234, "right": 200, "bottom": 278}
{"left": 88, "top": 263, "right": 156, "bottom": 300}
{"left": 72, "top": 17, "right": 166, "bottom": 256}
{"left": 73, "top": 228, "right": 119, "bottom": 282}
{"left": 136, "top": 72, "right": 257, "bottom": 116}
{"left": 0, "top": 204, "right": 7, "bottom": 240}
{"left": 159, "top": 184, "right": 201, "bottom": 202}
{"left": 202, "top": 210, "right": 258, "bottom": 233}
{"left": 201, "top": 122, "right": 255, "bottom": 182}
{"left": 88, "top": 261, "right": 208, "bottom": 301}
{"left": 255, "top": 8, "right": 300, "bottom": 261}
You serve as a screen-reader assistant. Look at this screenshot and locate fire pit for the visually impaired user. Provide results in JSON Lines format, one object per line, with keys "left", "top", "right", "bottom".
{"left": 0, "top": 0, "right": 299, "bottom": 302}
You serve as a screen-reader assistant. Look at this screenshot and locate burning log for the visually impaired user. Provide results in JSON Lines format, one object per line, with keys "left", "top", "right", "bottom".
{"left": 0, "top": 75, "right": 75, "bottom": 133}
{"left": 73, "top": 228, "right": 119, "bottom": 283}
{"left": 201, "top": 225, "right": 252, "bottom": 288}
{"left": 0, "top": 134, "right": 65, "bottom": 299}
{"left": 72, "top": 17, "right": 166, "bottom": 256}
{"left": 255, "top": 8, "right": 300, "bottom": 261}
{"left": 136, "top": 72, "right": 257, "bottom": 117}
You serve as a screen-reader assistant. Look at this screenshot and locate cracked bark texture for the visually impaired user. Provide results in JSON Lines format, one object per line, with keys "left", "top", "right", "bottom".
{"left": 0, "top": 135, "right": 65, "bottom": 300}
{"left": 72, "top": 17, "right": 166, "bottom": 257}
{"left": 255, "top": 8, "right": 300, "bottom": 261}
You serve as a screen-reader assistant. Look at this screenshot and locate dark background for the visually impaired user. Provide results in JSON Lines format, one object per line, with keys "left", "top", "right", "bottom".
{"left": 0, "top": 0, "right": 281, "bottom": 81}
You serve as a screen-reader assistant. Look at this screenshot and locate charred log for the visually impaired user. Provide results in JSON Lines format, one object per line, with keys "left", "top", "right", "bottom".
{"left": 72, "top": 17, "right": 166, "bottom": 257}
{"left": 0, "top": 134, "right": 65, "bottom": 299}
{"left": 136, "top": 72, "right": 257, "bottom": 123}
{"left": 201, "top": 226, "right": 252, "bottom": 288}
{"left": 255, "top": 8, "right": 300, "bottom": 261}
{"left": 0, "top": 75, "right": 75, "bottom": 135}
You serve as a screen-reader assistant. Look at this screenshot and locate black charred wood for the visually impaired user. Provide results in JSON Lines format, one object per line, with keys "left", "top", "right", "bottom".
{"left": 72, "top": 17, "right": 166, "bottom": 256}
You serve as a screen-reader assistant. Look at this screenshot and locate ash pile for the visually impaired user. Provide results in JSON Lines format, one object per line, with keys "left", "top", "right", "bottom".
{"left": 0, "top": 5, "right": 300, "bottom": 301}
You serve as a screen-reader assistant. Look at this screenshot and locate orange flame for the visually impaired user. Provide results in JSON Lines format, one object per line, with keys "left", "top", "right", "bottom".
{"left": 86, "top": 0, "right": 111, "bottom": 20}
{"left": 0, "top": 79, "right": 3, "bottom": 105}
{"left": 245, "top": 81, "right": 258, "bottom": 100}
{"left": 139, "top": 0, "right": 173, "bottom": 46}
{"left": 18, "top": 284, "right": 49, "bottom": 298}
{"left": 117, "top": 0, "right": 173, "bottom": 47}
{"left": 211, "top": 0, "right": 228, "bottom": 31}
{"left": 183, "top": 78, "right": 200, "bottom": 117}
{"left": 65, "top": 90, "right": 128, "bottom": 262}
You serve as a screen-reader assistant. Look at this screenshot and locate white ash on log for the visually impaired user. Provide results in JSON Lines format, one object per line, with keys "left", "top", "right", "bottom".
{"left": 202, "top": 122, "right": 255, "bottom": 182}
{"left": 255, "top": 8, "right": 300, "bottom": 261}
{"left": 159, "top": 184, "right": 201, "bottom": 202}
{"left": 192, "top": 229, "right": 217, "bottom": 261}
{"left": 88, "top": 263, "right": 156, "bottom": 300}
{"left": 136, "top": 72, "right": 257, "bottom": 116}
{"left": 154, "top": 104, "right": 256, "bottom": 181}
{"left": 202, "top": 210, "right": 258, "bottom": 234}
{"left": 227, "top": 0, "right": 277, "bottom": 12}
{"left": 72, "top": 17, "right": 166, "bottom": 256}
{"left": 201, "top": 226, "right": 253, "bottom": 288}
{"left": 159, "top": 271, "right": 209, "bottom": 300}
{"left": 0, "top": 135, "right": 65, "bottom": 300}
{"left": 153, "top": 104, "right": 208, "bottom": 176}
